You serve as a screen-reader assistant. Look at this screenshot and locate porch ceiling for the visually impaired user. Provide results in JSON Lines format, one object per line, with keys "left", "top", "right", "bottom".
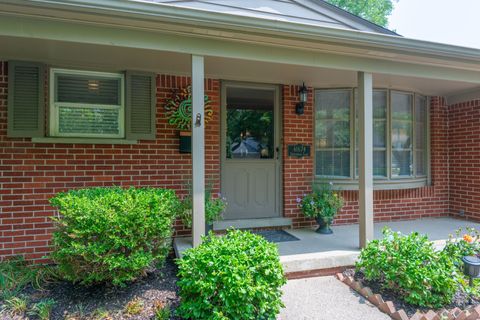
{"left": 0, "top": 36, "right": 477, "bottom": 97}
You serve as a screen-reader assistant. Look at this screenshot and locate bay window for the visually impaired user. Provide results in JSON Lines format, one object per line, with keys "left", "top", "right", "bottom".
{"left": 315, "top": 88, "right": 429, "bottom": 190}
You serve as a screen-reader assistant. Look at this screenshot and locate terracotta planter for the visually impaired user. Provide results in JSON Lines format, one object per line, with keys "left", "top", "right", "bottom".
{"left": 179, "top": 131, "right": 191, "bottom": 153}
{"left": 315, "top": 216, "right": 333, "bottom": 234}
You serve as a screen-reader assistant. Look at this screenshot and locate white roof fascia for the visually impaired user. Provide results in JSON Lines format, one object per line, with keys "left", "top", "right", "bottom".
{"left": 1, "top": 0, "right": 480, "bottom": 66}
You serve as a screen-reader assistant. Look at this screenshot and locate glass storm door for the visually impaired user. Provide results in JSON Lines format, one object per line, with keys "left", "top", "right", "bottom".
{"left": 221, "top": 84, "right": 281, "bottom": 220}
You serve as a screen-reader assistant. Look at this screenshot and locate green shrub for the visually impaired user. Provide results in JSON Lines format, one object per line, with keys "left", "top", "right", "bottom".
{"left": 176, "top": 230, "right": 286, "bottom": 320}
{"left": 50, "top": 187, "right": 179, "bottom": 286}
{"left": 356, "top": 228, "right": 458, "bottom": 308}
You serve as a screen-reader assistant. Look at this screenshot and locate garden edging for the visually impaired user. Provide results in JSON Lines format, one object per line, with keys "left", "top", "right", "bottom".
{"left": 336, "top": 273, "right": 480, "bottom": 320}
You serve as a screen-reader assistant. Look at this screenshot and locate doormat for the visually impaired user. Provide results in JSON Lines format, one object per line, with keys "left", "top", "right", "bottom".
{"left": 250, "top": 230, "right": 300, "bottom": 243}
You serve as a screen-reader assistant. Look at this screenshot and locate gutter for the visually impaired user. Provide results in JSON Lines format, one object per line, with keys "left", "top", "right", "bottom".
{"left": 1, "top": 0, "right": 480, "bottom": 64}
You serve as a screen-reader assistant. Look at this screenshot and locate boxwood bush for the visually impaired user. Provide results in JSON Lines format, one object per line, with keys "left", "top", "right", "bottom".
{"left": 176, "top": 230, "right": 286, "bottom": 320}
{"left": 50, "top": 187, "right": 179, "bottom": 286}
{"left": 356, "top": 228, "right": 458, "bottom": 308}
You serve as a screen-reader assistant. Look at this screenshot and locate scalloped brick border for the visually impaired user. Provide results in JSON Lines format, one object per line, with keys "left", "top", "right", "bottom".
{"left": 336, "top": 273, "right": 480, "bottom": 320}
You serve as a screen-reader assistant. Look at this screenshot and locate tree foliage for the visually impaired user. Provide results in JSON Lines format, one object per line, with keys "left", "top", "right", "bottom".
{"left": 325, "top": 0, "right": 396, "bottom": 27}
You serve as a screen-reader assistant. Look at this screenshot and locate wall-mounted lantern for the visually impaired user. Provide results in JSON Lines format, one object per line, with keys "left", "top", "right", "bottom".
{"left": 295, "top": 83, "right": 308, "bottom": 115}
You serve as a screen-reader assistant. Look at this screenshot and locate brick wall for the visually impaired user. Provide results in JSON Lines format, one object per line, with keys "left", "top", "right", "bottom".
{"left": 0, "top": 61, "right": 220, "bottom": 262}
{"left": 449, "top": 99, "right": 480, "bottom": 220}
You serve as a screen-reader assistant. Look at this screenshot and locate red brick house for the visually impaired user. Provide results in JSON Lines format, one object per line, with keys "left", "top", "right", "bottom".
{"left": 0, "top": 0, "right": 479, "bottom": 263}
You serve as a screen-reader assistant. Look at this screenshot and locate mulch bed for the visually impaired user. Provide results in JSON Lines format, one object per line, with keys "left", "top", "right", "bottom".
{"left": 343, "top": 268, "right": 480, "bottom": 318}
{"left": 3, "top": 258, "right": 181, "bottom": 320}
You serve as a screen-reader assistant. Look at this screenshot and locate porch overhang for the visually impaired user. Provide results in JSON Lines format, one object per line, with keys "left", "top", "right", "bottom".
{"left": 0, "top": 0, "right": 480, "bottom": 85}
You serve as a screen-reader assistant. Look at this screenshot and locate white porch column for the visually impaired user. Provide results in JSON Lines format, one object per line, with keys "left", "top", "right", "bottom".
{"left": 191, "top": 55, "right": 205, "bottom": 247}
{"left": 358, "top": 71, "right": 374, "bottom": 248}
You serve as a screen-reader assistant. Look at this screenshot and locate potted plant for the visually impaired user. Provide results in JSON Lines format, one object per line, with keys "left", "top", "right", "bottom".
{"left": 179, "top": 189, "right": 227, "bottom": 233}
{"left": 164, "top": 86, "right": 213, "bottom": 153}
{"left": 298, "top": 182, "right": 343, "bottom": 234}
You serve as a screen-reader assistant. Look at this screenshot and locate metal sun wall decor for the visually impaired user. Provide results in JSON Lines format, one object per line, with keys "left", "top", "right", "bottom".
{"left": 164, "top": 85, "right": 213, "bottom": 131}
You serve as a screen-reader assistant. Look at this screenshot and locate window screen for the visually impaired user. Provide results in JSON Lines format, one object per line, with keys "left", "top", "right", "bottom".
{"left": 50, "top": 70, "right": 124, "bottom": 138}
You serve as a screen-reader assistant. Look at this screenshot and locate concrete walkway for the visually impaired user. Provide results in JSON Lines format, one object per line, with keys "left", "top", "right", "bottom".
{"left": 278, "top": 276, "right": 390, "bottom": 320}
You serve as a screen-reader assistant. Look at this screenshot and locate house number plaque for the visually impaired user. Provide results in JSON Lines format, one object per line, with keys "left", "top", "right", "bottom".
{"left": 287, "top": 144, "right": 311, "bottom": 158}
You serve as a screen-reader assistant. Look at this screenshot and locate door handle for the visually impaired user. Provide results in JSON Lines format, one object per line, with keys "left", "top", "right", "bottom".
{"left": 195, "top": 113, "right": 202, "bottom": 127}
{"left": 276, "top": 147, "right": 280, "bottom": 160}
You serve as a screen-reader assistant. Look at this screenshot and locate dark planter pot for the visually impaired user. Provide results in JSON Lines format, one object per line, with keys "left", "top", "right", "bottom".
{"left": 315, "top": 217, "right": 333, "bottom": 234}
{"left": 179, "top": 131, "right": 191, "bottom": 153}
{"left": 205, "top": 222, "right": 213, "bottom": 234}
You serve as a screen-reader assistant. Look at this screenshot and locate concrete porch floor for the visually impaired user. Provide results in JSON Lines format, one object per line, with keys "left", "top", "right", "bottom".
{"left": 173, "top": 217, "right": 480, "bottom": 275}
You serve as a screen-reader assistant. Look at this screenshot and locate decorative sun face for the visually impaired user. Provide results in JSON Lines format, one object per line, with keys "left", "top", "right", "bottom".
{"left": 164, "top": 85, "right": 213, "bottom": 130}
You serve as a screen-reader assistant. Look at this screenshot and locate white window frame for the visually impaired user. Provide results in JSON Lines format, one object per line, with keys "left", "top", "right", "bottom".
{"left": 314, "top": 88, "right": 430, "bottom": 190}
{"left": 49, "top": 68, "right": 125, "bottom": 138}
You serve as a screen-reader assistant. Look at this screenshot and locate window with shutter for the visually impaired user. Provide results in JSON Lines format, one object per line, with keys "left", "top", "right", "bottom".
{"left": 49, "top": 69, "right": 125, "bottom": 138}
{"left": 7, "top": 61, "right": 45, "bottom": 137}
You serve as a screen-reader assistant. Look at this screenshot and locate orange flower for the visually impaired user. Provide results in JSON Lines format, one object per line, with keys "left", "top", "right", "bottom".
{"left": 464, "top": 234, "right": 473, "bottom": 243}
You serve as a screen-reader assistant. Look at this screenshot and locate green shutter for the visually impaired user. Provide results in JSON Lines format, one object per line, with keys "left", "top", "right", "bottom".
{"left": 7, "top": 61, "right": 45, "bottom": 137}
{"left": 125, "top": 71, "right": 156, "bottom": 140}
